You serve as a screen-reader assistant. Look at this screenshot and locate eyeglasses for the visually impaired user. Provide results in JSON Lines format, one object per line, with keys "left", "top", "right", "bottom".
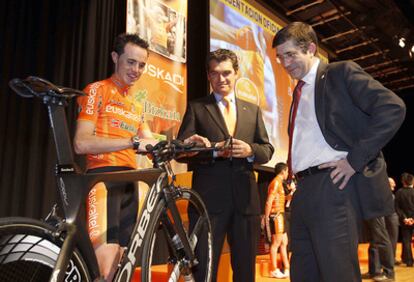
{"left": 276, "top": 51, "right": 299, "bottom": 63}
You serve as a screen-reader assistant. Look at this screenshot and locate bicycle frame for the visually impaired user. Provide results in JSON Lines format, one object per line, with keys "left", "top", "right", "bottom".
{"left": 45, "top": 100, "right": 164, "bottom": 281}
{"left": 45, "top": 98, "right": 200, "bottom": 282}
{"left": 9, "top": 77, "right": 212, "bottom": 282}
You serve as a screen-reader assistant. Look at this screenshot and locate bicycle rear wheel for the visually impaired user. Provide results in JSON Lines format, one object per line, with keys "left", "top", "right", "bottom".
{"left": 140, "top": 187, "right": 212, "bottom": 282}
{"left": 0, "top": 217, "right": 91, "bottom": 282}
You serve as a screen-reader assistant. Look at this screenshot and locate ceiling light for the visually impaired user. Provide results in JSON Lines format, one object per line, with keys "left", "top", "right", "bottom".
{"left": 398, "top": 37, "right": 406, "bottom": 48}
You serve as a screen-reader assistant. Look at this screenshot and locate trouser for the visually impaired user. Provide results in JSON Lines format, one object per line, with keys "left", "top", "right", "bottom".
{"left": 190, "top": 208, "right": 260, "bottom": 282}
{"left": 385, "top": 213, "right": 399, "bottom": 259}
{"left": 400, "top": 225, "right": 414, "bottom": 265}
{"left": 290, "top": 172, "right": 361, "bottom": 282}
{"left": 366, "top": 217, "right": 395, "bottom": 278}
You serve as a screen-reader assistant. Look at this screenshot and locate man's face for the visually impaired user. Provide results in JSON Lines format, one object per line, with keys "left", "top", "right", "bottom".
{"left": 207, "top": 59, "right": 237, "bottom": 96}
{"left": 275, "top": 39, "right": 316, "bottom": 80}
{"left": 389, "top": 178, "right": 396, "bottom": 191}
{"left": 282, "top": 168, "right": 289, "bottom": 180}
{"left": 111, "top": 42, "right": 148, "bottom": 86}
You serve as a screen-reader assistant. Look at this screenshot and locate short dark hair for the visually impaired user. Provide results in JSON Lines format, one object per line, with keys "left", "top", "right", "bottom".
{"left": 113, "top": 33, "right": 149, "bottom": 56}
{"left": 272, "top": 22, "right": 318, "bottom": 54}
{"left": 207, "top": 49, "right": 239, "bottom": 72}
{"left": 401, "top": 172, "right": 414, "bottom": 186}
{"left": 275, "top": 162, "right": 288, "bottom": 176}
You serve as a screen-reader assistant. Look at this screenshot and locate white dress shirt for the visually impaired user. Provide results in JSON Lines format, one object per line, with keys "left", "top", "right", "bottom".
{"left": 292, "top": 58, "right": 348, "bottom": 173}
{"left": 214, "top": 92, "right": 236, "bottom": 116}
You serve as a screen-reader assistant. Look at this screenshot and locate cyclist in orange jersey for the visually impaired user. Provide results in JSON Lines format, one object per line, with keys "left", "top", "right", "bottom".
{"left": 74, "top": 33, "right": 157, "bottom": 281}
{"left": 263, "top": 162, "right": 290, "bottom": 278}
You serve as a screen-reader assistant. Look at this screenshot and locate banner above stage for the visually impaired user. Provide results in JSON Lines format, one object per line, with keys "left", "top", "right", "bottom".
{"left": 127, "top": 0, "right": 187, "bottom": 142}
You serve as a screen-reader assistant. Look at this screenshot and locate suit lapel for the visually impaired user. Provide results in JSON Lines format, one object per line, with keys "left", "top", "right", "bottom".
{"left": 233, "top": 98, "right": 249, "bottom": 137}
{"left": 204, "top": 93, "right": 229, "bottom": 136}
{"left": 315, "top": 62, "right": 328, "bottom": 132}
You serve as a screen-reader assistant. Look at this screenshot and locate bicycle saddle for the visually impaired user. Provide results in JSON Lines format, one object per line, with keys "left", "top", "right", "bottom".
{"left": 9, "top": 76, "right": 85, "bottom": 99}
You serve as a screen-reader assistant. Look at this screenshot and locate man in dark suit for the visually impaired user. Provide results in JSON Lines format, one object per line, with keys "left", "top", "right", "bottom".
{"left": 177, "top": 48, "right": 274, "bottom": 282}
{"left": 273, "top": 22, "right": 406, "bottom": 282}
{"left": 395, "top": 172, "right": 414, "bottom": 267}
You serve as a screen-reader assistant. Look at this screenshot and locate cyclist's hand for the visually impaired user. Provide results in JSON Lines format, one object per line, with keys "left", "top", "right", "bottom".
{"left": 139, "top": 138, "right": 159, "bottom": 151}
{"left": 184, "top": 134, "right": 211, "bottom": 147}
{"left": 260, "top": 215, "right": 267, "bottom": 230}
{"left": 231, "top": 138, "right": 253, "bottom": 158}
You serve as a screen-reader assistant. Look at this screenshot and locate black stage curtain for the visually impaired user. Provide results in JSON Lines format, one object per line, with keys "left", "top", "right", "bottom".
{"left": 0, "top": 0, "right": 126, "bottom": 218}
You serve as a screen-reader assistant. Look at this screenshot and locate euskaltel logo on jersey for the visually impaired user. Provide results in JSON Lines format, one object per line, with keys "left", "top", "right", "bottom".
{"left": 85, "top": 82, "right": 102, "bottom": 115}
{"left": 105, "top": 105, "right": 140, "bottom": 122}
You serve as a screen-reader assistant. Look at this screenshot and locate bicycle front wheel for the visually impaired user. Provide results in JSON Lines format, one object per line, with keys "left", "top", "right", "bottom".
{"left": 0, "top": 217, "right": 91, "bottom": 282}
{"left": 140, "top": 187, "right": 212, "bottom": 282}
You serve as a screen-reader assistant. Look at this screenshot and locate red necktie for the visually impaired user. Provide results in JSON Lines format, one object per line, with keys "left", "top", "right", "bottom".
{"left": 287, "top": 80, "right": 305, "bottom": 180}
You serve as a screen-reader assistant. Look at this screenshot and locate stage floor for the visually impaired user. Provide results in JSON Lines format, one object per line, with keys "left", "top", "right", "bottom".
{"left": 255, "top": 243, "right": 414, "bottom": 282}
{"left": 131, "top": 243, "right": 414, "bottom": 281}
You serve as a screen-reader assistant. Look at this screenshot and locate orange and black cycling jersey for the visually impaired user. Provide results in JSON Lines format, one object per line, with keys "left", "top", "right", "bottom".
{"left": 268, "top": 175, "right": 286, "bottom": 214}
{"left": 77, "top": 75, "right": 144, "bottom": 170}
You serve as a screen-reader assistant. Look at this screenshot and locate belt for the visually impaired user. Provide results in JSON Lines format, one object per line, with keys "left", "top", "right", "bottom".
{"left": 295, "top": 165, "right": 330, "bottom": 180}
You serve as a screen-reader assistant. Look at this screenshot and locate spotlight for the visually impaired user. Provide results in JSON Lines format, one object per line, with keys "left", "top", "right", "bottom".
{"left": 411, "top": 45, "right": 414, "bottom": 53}
{"left": 398, "top": 37, "right": 406, "bottom": 48}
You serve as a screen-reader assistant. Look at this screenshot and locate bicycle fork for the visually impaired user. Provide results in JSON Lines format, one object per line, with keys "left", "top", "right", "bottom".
{"left": 162, "top": 186, "right": 198, "bottom": 280}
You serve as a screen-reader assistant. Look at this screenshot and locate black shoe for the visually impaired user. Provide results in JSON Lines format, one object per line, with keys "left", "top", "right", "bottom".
{"left": 406, "top": 263, "right": 413, "bottom": 267}
{"left": 361, "top": 272, "right": 381, "bottom": 279}
{"left": 373, "top": 274, "right": 395, "bottom": 282}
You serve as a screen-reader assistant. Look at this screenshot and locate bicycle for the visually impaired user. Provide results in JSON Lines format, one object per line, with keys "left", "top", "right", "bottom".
{"left": 0, "top": 76, "right": 223, "bottom": 282}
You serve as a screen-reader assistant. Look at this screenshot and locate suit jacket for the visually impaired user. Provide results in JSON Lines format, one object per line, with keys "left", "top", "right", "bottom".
{"left": 310, "top": 61, "right": 406, "bottom": 219}
{"left": 177, "top": 94, "right": 274, "bottom": 215}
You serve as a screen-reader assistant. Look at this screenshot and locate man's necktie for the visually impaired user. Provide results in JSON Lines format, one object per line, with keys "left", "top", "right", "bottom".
{"left": 223, "top": 96, "right": 236, "bottom": 136}
{"left": 287, "top": 80, "right": 305, "bottom": 180}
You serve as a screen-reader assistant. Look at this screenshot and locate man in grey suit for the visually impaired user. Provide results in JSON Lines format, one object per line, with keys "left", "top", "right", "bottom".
{"left": 177, "top": 48, "right": 274, "bottom": 282}
{"left": 273, "top": 22, "right": 405, "bottom": 282}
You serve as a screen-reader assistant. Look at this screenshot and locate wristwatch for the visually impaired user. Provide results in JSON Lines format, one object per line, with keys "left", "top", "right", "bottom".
{"left": 131, "top": 135, "right": 140, "bottom": 151}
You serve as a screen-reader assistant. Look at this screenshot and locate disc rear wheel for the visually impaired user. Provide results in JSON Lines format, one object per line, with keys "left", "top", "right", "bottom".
{"left": 0, "top": 217, "right": 91, "bottom": 282}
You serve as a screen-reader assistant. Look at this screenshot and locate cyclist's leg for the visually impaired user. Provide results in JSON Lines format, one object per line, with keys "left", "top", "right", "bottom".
{"left": 87, "top": 181, "right": 123, "bottom": 280}
{"left": 280, "top": 232, "right": 290, "bottom": 275}
{"left": 118, "top": 182, "right": 138, "bottom": 247}
{"left": 95, "top": 243, "right": 121, "bottom": 280}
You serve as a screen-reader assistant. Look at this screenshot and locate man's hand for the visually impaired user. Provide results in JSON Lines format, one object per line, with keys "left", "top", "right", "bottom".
{"left": 184, "top": 134, "right": 211, "bottom": 147}
{"left": 318, "top": 158, "right": 356, "bottom": 190}
{"left": 404, "top": 218, "right": 414, "bottom": 226}
{"left": 231, "top": 138, "right": 253, "bottom": 158}
{"left": 180, "top": 134, "right": 211, "bottom": 158}
{"left": 214, "top": 140, "right": 231, "bottom": 158}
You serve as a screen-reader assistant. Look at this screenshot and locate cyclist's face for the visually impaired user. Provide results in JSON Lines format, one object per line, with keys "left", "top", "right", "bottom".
{"left": 275, "top": 39, "right": 316, "bottom": 80}
{"left": 207, "top": 59, "right": 237, "bottom": 97}
{"left": 112, "top": 43, "right": 148, "bottom": 86}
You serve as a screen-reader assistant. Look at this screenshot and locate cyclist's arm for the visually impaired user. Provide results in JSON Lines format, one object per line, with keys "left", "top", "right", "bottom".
{"left": 74, "top": 120, "right": 133, "bottom": 155}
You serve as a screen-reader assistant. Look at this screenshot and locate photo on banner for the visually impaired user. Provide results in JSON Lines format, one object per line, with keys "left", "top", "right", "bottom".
{"left": 127, "top": 0, "right": 187, "bottom": 170}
